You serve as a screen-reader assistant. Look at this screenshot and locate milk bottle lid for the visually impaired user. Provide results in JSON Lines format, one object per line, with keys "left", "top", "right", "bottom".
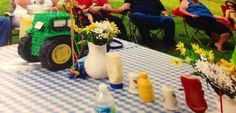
{"left": 140, "top": 71, "right": 148, "bottom": 79}
{"left": 98, "top": 84, "right": 108, "bottom": 92}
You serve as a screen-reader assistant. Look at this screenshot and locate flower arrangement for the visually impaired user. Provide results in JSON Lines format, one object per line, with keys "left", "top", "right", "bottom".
{"left": 176, "top": 42, "right": 236, "bottom": 99}
{"left": 74, "top": 21, "right": 120, "bottom": 45}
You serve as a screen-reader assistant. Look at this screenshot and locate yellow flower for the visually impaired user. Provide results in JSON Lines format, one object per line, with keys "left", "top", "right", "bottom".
{"left": 73, "top": 25, "right": 82, "bottom": 33}
{"left": 177, "top": 42, "right": 184, "bottom": 50}
{"left": 194, "top": 47, "right": 200, "bottom": 54}
{"left": 178, "top": 59, "right": 183, "bottom": 65}
{"left": 110, "top": 22, "right": 120, "bottom": 34}
{"left": 192, "top": 43, "right": 209, "bottom": 57}
{"left": 177, "top": 42, "right": 186, "bottom": 56}
{"left": 218, "top": 59, "right": 233, "bottom": 67}
{"left": 191, "top": 43, "right": 199, "bottom": 50}
{"left": 207, "top": 50, "right": 214, "bottom": 63}
{"left": 170, "top": 58, "right": 183, "bottom": 66}
{"left": 218, "top": 59, "right": 236, "bottom": 76}
{"left": 84, "top": 22, "right": 99, "bottom": 31}
{"left": 180, "top": 48, "right": 186, "bottom": 56}
{"left": 194, "top": 48, "right": 206, "bottom": 56}
{"left": 185, "top": 57, "right": 191, "bottom": 63}
{"left": 224, "top": 66, "right": 235, "bottom": 73}
{"left": 193, "top": 44, "right": 208, "bottom": 56}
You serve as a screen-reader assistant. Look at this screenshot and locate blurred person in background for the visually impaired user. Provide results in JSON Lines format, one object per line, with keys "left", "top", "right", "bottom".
{"left": 180, "top": 0, "right": 232, "bottom": 52}
{"left": 116, "top": 0, "right": 176, "bottom": 50}
{"left": 13, "top": 0, "right": 58, "bottom": 27}
{"left": 0, "top": 16, "right": 10, "bottom": 46}
{"left": 73, "top": 0, "right": 128, "bottom": 40}
{"left": 225, "top": 0, "right": 236, "bottom": 29}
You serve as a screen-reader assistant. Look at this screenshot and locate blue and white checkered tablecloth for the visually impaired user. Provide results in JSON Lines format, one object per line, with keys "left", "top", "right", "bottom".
{"left": 0, "top": 40, "right": 217, "bottom": 113}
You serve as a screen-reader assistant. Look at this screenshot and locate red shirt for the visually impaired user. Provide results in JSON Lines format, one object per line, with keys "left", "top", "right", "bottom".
{"left": 75, "top": 0, "right": 108, "bottom": 7}
{"left": 95, "top": 0, "right": 109, "bottom": 6}
{"left": 76, "top": 0, "right": 92, "bottom": 7}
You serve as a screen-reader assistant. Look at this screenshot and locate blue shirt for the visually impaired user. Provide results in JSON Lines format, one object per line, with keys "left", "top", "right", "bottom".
{"left": 187, "top": 0, "right": 213, "bottom": 18}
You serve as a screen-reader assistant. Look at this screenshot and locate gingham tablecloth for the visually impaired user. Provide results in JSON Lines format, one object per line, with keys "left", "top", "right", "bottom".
{"left": 0, "top": 40, "right": 217, "bottom": 113}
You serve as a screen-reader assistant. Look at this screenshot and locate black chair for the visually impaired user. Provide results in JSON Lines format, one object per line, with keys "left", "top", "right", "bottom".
{"left": 120, "top": 10, "right": 164, "bottom": 44}
{"left": 171, "top": 7, "right": 211, "bottom": 46}
{"left": 120, "top": 11, "right": 138, "bottom": 43}
{"left": 171, "top": 0, "right": 212, "bottom": 46}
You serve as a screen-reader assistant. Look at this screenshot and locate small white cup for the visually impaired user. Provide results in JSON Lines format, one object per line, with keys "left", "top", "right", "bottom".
{"left": 128, "top": 72, "right": 139, "bottom": 94}
{"left": 161, "top": 85, "right": 179, "bottom": 110}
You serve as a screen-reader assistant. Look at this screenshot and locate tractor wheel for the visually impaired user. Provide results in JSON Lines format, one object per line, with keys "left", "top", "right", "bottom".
{"left": 18, "top": 35, "right": 39, "bottom": 62}
{"left": 40, "top": 36, "right": 72, "bottom": 71}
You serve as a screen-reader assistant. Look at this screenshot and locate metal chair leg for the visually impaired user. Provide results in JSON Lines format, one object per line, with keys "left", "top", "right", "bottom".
{"left": 191, "top": 29, "right": 202, "bottom": 45}
{"left": 131, "top": 23, "right": 138, "bottom": 44}
{"left": 184, "top": 21, "right": 189, "bottom": 39}
{"left": 185, "top": 22, "right": 211, "bottom": 46}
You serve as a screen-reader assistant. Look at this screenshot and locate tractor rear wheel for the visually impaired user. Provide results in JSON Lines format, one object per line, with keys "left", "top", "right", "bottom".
{"left": 40, "top": 36, "right": 73, "bottom": 71}
{"left": 18, "top": 35, "right": 39, "bottom": 62}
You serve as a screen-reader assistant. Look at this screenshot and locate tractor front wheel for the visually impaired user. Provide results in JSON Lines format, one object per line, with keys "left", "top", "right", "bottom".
{"left": 40, "top": 36, "right": 72, "bottom": 71}
{"left": 18, "top": 35, "right": 39, "bottom": 62}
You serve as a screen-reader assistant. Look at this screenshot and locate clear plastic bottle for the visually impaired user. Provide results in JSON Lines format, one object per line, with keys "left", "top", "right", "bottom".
{"left": 94, "top": 84, "right": 116, "bottom": 113}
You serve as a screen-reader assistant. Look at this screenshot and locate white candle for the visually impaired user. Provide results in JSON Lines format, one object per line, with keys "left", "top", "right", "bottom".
{"left": 106, "top": 52, "right": 123, "bottom": 89}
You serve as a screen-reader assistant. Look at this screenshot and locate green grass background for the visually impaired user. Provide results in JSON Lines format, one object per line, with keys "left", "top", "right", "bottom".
{"left": 0, "top": 0, "right": 10, "bottom": 15}
{"left": 0, "top": 0, "right": 234, "bottom": 61}
{"left": 110, "top": 0, "right": 235, "bottom": 61}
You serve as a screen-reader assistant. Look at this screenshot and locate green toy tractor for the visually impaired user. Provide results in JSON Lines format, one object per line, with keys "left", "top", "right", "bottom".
{"left": 18, "top": 12, "right": 86, "bottom": 71}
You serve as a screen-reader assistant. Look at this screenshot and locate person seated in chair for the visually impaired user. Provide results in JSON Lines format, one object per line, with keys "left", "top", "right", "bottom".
{"left": 225, "top": 0, "right": 236, "bottom": 29}
{"left": 179, "top": 0, "right": 232, "bottom": 52}
{"left": 74, "top": 0, "right": 128, "bottom": 41}
{"left": 0, "top": 16, "right": 10, "bottom": 46}
{"left": 64, "top": 0, "right": 93, "bottom": 26}
{"left": 116, "top": 0, "right": 176, "bottom": 50}
{"left": 13, "top": 0, "right": 58, "bottom": 27}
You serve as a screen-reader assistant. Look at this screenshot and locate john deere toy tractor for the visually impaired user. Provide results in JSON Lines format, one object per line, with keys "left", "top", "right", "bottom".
{"left": 18, "top": 12, "right": 86, "bottom": 71}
